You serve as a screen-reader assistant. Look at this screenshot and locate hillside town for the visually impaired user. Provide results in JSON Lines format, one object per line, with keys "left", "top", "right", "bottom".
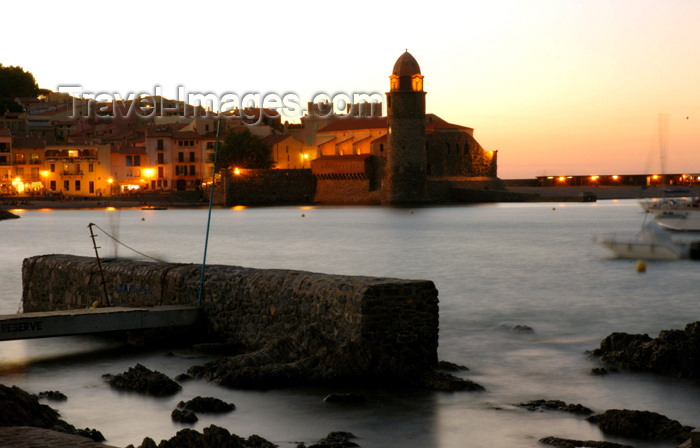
{"left": 1, "top": 52, "right": 502, "bottom": 205}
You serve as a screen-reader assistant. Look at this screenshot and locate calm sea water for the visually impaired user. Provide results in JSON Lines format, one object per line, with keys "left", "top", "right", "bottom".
{"left": 1, "top": 201, "right": 699, "bottom": 448}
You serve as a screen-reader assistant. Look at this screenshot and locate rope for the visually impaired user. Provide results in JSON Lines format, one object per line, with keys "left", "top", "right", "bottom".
{"left": 89, "top": 222, "right": 168, "bottom": 263}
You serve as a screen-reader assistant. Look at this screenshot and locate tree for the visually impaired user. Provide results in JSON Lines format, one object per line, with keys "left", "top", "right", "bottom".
{"left": 0, "top": 64, "right": 41, "bottom": 113}
{"left": 214, "top": 128, "right": 275, "bottom": 172}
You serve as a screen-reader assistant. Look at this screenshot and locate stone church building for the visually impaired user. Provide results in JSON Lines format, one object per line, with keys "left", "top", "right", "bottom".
{"left": 310, "top": 51, "right": 502, "bottom": 204}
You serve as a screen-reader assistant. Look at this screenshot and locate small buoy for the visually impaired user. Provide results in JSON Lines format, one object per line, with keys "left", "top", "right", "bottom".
{"left": 141, "top": 217, "right": 145, "bottom": 221}
{"left": 552, "top": 207, "right": 556, "bottom": 211}
{"left": 410, "top": 210, "right": 414, "bottom": 214}
{"left": 301, "top": 214, "right": 305, "bottom": 217}
{"left": 636, "top": 260, "right": 647, "bottom": 273}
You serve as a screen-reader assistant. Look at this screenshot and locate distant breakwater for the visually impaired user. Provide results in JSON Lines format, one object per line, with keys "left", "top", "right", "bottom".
{"left": 21, "top": 254, "right": 441, "bottom": 386}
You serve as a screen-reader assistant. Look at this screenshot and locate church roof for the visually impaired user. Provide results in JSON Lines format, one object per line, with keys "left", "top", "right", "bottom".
{"left": 317, "top": 116, "right": 387, "bottom": 133}
{"left": 262, "top": 133, "right": 296, "bottom": 145}
{"left": 425, "top": 114, "right": 473, "bottom": 134}
{"left": 392, "top": 51, "right": 421, "bottom": 76}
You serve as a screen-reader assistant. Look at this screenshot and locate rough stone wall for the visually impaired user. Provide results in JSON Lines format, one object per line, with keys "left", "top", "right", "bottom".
{"left": 21, "top": 254, "right": 439, "bottom": 379}
{"left": 385, "top": 91, "right": 428, "bottom": 204}
{"left": 225, "top": 169, "right": 316, "bottom": 205}
{"left": 314, "top": 179, "right": 382, "bottom": 204}
{"left": 426, "top": 132, "right": 497, "bottom": 178}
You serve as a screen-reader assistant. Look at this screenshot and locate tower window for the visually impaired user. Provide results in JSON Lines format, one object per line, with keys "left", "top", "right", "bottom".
{"left": 411, "top": 75, "right": 423, "bottom": 91}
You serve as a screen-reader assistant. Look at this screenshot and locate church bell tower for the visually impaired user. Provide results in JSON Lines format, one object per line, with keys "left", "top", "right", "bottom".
{"left": 384, "top": 50, "right": 427, "bottom": 204}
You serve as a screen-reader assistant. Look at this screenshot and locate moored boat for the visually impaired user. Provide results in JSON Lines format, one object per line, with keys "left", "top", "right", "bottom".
{"left": 595, "top": 221, "right": 695, "bottom": 260}
{"left": 640, "top": 197, "right": 700, "bottom": 231}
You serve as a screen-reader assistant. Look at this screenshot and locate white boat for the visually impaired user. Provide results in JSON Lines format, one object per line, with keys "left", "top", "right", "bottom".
{"left": 640, "top": 197, "right": 700, "bottom": 231}
{"left": 595, "top": 221, "right": 693, "bottom": 260}
{"left": 640, "top": 197, "right": 694, "bottom": 212}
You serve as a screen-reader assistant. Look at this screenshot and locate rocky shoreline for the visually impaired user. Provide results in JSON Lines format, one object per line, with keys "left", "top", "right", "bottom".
{"left": 590, "top": 321, "right": 700, "bottom": 378}
{"left": 2, "top": 330, "right": 698, "bottom": 448}
{"left": 0, "top": 209, "right": 19, "bottom": 220}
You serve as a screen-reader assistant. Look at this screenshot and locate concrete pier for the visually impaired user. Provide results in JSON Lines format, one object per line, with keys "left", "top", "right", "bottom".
{"left": 0, "top": 305, "right": 199, "bottom": 341}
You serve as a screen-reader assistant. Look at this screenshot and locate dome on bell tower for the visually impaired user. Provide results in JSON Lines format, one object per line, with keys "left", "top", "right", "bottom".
{"left": 392, "top": 50, "right": 421, "bottom": 76}
{"left": 390, "top": 50, "right": 424, "bottom": 93}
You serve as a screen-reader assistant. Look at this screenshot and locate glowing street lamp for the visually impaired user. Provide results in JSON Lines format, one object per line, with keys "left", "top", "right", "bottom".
{"left": 11, "top": 177, "right": 24, "bottom": 194}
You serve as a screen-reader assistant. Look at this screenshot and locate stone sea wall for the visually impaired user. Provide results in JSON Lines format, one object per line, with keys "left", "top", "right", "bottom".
{"left": 224, "top": 169, "right": 316, "bottom": 205}
{"left": 21, "top": 254, "right": 439, "bottom": 381}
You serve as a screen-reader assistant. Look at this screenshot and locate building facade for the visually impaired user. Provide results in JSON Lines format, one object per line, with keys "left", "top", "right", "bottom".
{"left": 310, "top": 51, "right": 500, "bottom": 204}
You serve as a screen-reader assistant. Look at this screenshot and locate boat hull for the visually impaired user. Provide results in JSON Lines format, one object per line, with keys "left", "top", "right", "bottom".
{"left": 653, "top": 211, "right": 700, "bottom": 231}
{"left": 598, "top": 239, "right": 686, "bottom": 260}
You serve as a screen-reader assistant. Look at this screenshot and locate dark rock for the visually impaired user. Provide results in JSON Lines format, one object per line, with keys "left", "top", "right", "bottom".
{"left": 586, "top": 409, "right": 694, "bottom": 444}
{"left": 591, "top": 322, "right": 700, "bottom": 378}
{"left": 496, "top": 323, "right": 535, "bottom": 334}
{"left": 129, "top": 425, "right": 274, "bottom": 448}
{"left": 192, "top": 342, "right": 244, "bottom": 355}
{"left": 188, "top": 353, "right": 306, "bottom": 390}
{"left": 126, "top": 437, "right": 158, "bottom": 448}
{"left": 517, "top": 399, "right": 593, "bottom": 415}
{"left": 418, "top": 371, "right": 485, "bottom": 392}
{"left": 0, "top": 384, "right": 103, "bottom": 441}
{"left": 539, "top": 436, "right": 634, "bottom": 448}
{"left": 0, "top": 384, "right": 62, "bottom": 428}
{"left": 76, "top": 427, "right": 106, "bottom": 441}
{"left": 323, "top": 393, "right": 367, "bottom": 404}
{"left": 177, "top": 396, "right": 235, "bottom": 413}
{"left": 174, "top": 373, "right": 193, "bottom": 383}
{"left": 171, "top": 408, "right": 198, "bottom": 424}
{"left": 37, "top": 390, "right": 68, "bottom": 401}
{"left": 0, "top": 209, "right": 20, "bottom": 221}
{"left": 187, "top": 328, "right": 438, "bottom": 391}
{"left": 104, "top": 363, "right": 182, "bottom": 396}
{"left": 246, "top": 434, "right": 278, "bottom": 448}
{"left": 307, "top": 432, "right": 359, "bottom": 448}
{"left": 436, "top": 361, "right": 469, "bottom": 372}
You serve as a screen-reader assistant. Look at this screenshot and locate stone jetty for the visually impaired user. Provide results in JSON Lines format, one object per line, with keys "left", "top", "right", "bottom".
{"left": 21, "top": 254, "right": 462, "bottom": 389}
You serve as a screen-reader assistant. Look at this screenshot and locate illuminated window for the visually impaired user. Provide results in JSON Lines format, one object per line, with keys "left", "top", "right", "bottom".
{"left": 390, "top": 75, "right": 399, "bottom": 91}
{"left": 411, "top": 75, "right": 423, "bottom": 91}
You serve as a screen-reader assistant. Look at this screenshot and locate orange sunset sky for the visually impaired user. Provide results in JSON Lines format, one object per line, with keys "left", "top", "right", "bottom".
{"left": 4, "top": 0, "right": 700, "bottom": 179}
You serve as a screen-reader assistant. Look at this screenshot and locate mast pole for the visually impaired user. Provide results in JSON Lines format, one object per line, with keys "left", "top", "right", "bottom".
{"left": 198, "top": 117, "right": 222, "bottom": 307}
{"left": 88, "top": 222, "right": 110, "bottom": 306}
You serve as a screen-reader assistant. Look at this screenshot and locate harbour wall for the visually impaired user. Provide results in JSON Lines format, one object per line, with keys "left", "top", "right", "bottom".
{"left": 21, "top": 254, "right": 439, "bottom": 381}
{"left": 224, "top": 169, "right": 316, "bottom": 205}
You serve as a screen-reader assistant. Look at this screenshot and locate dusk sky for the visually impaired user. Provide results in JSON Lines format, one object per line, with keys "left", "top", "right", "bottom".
{"left": 5, "top": 0, "right": 700, "bottom": 179}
